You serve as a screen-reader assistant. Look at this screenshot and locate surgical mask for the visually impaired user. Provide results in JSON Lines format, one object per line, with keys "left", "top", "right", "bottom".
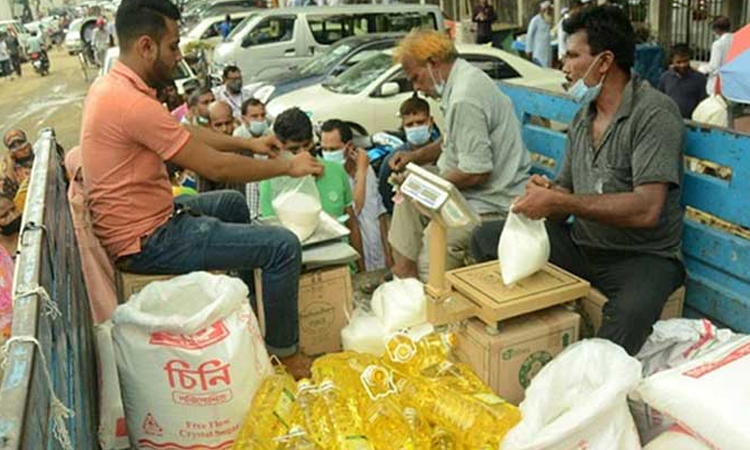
{"left": 405, "top": 124, "right": 431, "bottom": 146}
{"left": 322, "top": 149, "right": 346, "bottom": 165}
{"left": 427, "top": 64, "right": 445, "bottom": 98}
{"left": 248, "top": 120, "right": 267, "bottom": 136}
{"left": 568, "top": 55, "right": 605, "bottom": 105}
{"left": 1, "top": 215, "right": 21, "bottom": 236}
{"left": 228, "top": 79, "right": 242, "bottom": 94}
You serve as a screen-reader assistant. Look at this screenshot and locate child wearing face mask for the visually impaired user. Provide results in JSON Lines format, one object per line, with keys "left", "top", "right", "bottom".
{"left": 320, "top": 119, "right": 391, "bottom": 272}
{"left": 378, "top": 96, "right": 441, "bottom": 215}
{"left": 258, "top": 108, "right": 365, "bottom": 271}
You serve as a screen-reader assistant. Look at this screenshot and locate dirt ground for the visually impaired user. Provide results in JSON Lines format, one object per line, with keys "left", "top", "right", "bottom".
{"left": 0, "top": 48, "right": 91, "bottom": 151}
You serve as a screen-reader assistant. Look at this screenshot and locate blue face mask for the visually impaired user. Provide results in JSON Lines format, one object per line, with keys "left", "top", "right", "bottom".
{"left": 405, "top": 124, "right": 431, "bottom": 146}
{"left": 248, "top": 120, "right": 267, "bottom": 136}
{"left": 322, "top": 149, "right": 346, "bottom": 165}
{"left": 568, "top": 54, "right": 605, "bottom": 105}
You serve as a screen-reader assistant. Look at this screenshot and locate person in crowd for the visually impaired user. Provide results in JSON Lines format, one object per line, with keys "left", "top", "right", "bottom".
{"left": 259, "top": 107, "right": 365, "bottom": 272}
{"left": 234, "top": 98, "right": 271, "bottom": 139}
{"left": 208, "top": 100, "right": 236, "bottom": 136}
{"left": 526, "top": 0, "right": 553, "bottom": 67}
{"left": 702, "top": 16, "right": 733, "bottom": 96}
{"left": 158, "top": 81, "right": 183, "bottom": 112}
{"left": 5, "top": 27, "right": 21, "bottom": 78}
{"left": 472, "top": 0, "right": 497, "bottom": 45}
{"left": 658, "top": 44, "right": 706, "bottom": 119}
{"left": 213, "top": 64, "right": 246, "bottom": 120}
{"left": 170, "top": 78, "right": 200, "bottom": 123}
{"left": 379, "top": 96, "right": 441, "bottom": 216}
{"left": 26, "top": 30, "right": 44, "bottom": 57}
{"left": 321, "top": 119, "right": 390, "bottom": 271}
{"left": 80, "top": 0, "right": 323, "bottom": 378}
{"left": 182, "top": 85, "right": 214, "bottom": 126}
{"left": 234, "top": 98, "right": 272, "bottom": 222}
{"left": 92, "top": 17, "right": 111, "bottom": 66}
{"left": 472, "top": 6, "right": 685, "bottom": 356}
{"left": 218, "top": 14, "right": 232, "bottom": 41}
{"left": 390, "top": 30, "right": 529, "bottom": 281}
{"left": 2, "top": 129, "right": 35, "bottom": 200}
{"left": 557, "top": 0, "right": 583, "bottom": 63}
{"left": 0, "top": 34, "right": 10, "bottom": 81}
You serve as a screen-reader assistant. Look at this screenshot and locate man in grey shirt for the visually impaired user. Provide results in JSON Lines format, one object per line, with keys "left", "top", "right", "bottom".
{"left": 390, "top": 29, "right": 530, "bottom": 281}
{"left": 471, "top": 6, "right": 685, "bottom": 355}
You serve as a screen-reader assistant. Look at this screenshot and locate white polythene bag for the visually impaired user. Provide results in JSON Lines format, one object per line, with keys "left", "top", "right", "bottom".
{"left": 94, "top": 321, "right": 130, "bottom": 450}
{"left": 341, "top": 308, "right": 386, "bottom": 356}
{"left": 271, "top": 174, "right": 322, "bottom": 242}
{"left": 112, "top": 272, "right": 273, "bottom": 450}
{"left": 371, "top": 278, "right": 426, "bottom": 333}
{"left": 501, "top": 339, "right": 642, "bottom": 450}
{"left": 629, "top": 319, "right": 736, "bottom": 444}
{"left": 643, "top": 427, "right": 711, "bottom": 450}
{"left": 497, "top": 211, "right": 550, "bottom": 285}
{"left": 636, "top": 335, "right": 750, "bottom": 450}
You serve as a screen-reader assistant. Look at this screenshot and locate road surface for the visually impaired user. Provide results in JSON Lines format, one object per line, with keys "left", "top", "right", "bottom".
{"left": 0, "top": 47, "right": 92, "bottom": 151}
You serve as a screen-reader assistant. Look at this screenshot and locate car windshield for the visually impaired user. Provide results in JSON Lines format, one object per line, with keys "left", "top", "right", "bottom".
{"left": 323, "top": 52, "right": 393, "bottom": 95}
{"left": 297, "top": 43, "right": 352, "bottom": 77}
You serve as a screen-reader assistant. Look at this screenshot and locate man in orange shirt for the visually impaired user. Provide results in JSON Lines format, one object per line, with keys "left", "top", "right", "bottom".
{"left": 80, "top": 0, "right": 323, "bottom": 377}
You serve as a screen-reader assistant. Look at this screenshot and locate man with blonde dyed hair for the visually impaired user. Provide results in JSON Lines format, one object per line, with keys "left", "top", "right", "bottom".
{"left": 388, "top": 30, "right": 530, "bottom": 281}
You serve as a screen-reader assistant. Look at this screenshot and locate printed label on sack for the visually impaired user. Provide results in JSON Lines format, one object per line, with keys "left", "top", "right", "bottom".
{"left": 273, "top": 388, "right": 296, "bottom": 428}
{"left": 115, "top": 417, "right": 128, "bottom": 437}
{"left": 150, "top": 321, "right": 230, "bottom": 350}
{"left": 164, "top": 359, "right": 233, "bottom": 406}
{"left": 142, "top": 413, "right": 164, "bottom": 436}
{"left": 683, "top": 340, "right": 750, "bottom": 379}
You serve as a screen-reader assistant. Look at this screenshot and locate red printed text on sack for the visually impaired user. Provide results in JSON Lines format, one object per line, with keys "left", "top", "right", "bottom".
{"left": 150, "top": 321, "right": 229, "bottom": 350}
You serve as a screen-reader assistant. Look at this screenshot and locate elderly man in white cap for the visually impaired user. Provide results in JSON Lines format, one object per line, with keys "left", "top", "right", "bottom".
{"left": 526, "top": 0, "right": 554, "bottom": 67}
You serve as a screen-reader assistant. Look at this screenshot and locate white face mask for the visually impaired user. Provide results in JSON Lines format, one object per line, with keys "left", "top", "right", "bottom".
{"left": 567, "top": 54, "right": 605, "bottom": 105}
{"left": 427, "top": 63, "right": 445, "bottom": 98}
{"left": 247, "top": 120, "right": 267, "bottom": 136}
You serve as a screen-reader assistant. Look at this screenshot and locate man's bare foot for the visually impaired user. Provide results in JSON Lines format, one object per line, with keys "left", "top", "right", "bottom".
{"left": 278, "top": 352, "right": 313, "bottom": 380}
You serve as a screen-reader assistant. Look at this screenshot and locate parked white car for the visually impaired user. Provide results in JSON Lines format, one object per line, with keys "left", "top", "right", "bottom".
{"left": 99, "top": 48, "right": 199, "bottom": 95}
{"left": 267, "top": 44, "right": 567, "bottom": 134}
{"left": 64, "top": 18, "right": 87, "bottom": 54}
{"left": 180, "top": 11, "right": 256, "bottom": 55}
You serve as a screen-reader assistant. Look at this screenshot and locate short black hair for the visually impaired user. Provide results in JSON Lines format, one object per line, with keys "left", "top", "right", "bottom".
{"left": 223, "top": 65, "right": 241, "bottom": 79}
{"left": 671, "top": 43, "right": 692, "bottom": 60}
{"left": 563, "top": 5, "right": 635, "bottom": 73}
{"left": 400, "top": 95, "right": 430, "bottom": 117}
{"left": 187, "top": 86, "right": 213, "bottom": 107}
{"left": 713, "top": 16, "right": 731, "bottom": 33}
{"left": 115, "top": 0, "right": 180, "bottom": 48}
{"left": 320, "top": 119, "right": 353, "bottom": 144}
{"left": 273, "top": 107, "right": 312, "bottom": 143}
{"left": 241, "top": 98, "right": 265, "bottom": 116}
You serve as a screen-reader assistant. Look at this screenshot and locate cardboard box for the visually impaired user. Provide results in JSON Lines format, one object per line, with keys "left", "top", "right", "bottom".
{"left": 115, "top": 272, "right": 175, "bottom": 303}
{"left": 257, "top": 265, "right": 354, "bottom": 356}
{"left": 443, "top": 261, "right": 590, "bottom": 327}
{"left": 581, "top": 286, "right": 685, "bottom": 337}
{"left": 455, "top": 306, "right": 580, "bottom": 405}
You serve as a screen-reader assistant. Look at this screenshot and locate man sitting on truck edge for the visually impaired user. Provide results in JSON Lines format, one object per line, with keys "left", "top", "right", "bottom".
{"left": 471, "top": 6, "right": 685, "bottom": 356}
{"left": 80, "top": 0, "right": 323, "bottom": 378}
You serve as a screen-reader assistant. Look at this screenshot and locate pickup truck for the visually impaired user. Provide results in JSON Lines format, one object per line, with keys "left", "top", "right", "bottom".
{"left": 1, "top": 83, "right": 749, "bottom": 449}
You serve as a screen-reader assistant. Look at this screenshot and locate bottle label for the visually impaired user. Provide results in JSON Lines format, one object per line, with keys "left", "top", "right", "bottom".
{"left": 473, "top": 393, "right": 505, "bottom": 406}
{"left": 273, "top": 387, "right": 296, "bottom": 428}
{"left": 343, "top": 435, "right": 371, "bottom": 450}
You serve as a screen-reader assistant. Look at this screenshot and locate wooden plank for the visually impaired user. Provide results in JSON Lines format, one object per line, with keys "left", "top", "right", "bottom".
{"left": 685, "top": 276, "right": 750, "bottom": 334}
{"left": 683, "top": 218, "right": 750, "bottom": 282}
{"left": 499, "top": 82, "right": 580, "bottom": 124}
{"left": 682, "top": 172, "right": 750, "bottom": 229}
{"left": 521, "top": 125, "right": 566, "bottom": 178}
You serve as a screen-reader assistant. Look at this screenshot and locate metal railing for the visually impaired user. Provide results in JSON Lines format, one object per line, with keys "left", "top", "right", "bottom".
{"left": 0, "top": 130, "right": 98, "bottom": 450}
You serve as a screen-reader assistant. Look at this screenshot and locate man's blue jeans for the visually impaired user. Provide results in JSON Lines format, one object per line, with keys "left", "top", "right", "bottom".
{"left": 118, "top": 190, "right": 302, "bottom": 356}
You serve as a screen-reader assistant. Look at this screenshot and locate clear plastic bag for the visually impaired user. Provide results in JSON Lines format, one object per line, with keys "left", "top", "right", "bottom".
{"left": 498, "top": 211, "right": 550, "bottom": 285}
{"left": 270, "top": 173, "right": 322, "bottom": 242}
